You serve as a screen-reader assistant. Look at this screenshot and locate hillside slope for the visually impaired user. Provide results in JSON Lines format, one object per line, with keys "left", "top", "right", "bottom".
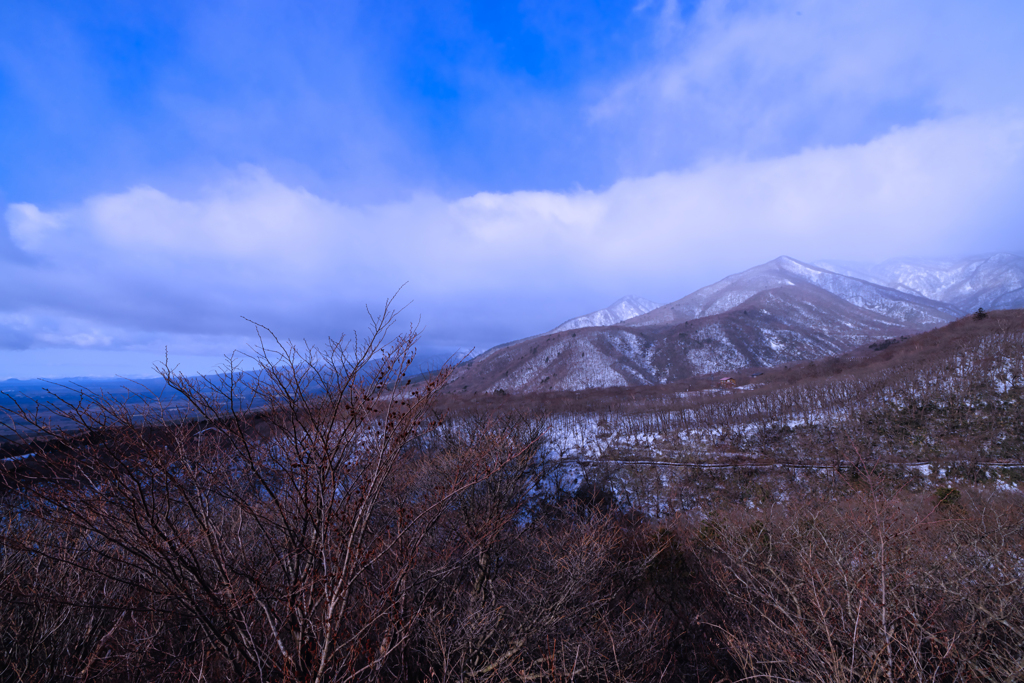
{"left": 446, "top": 283, "right": 935, "bottom": 395}
{"left": 625, "top": 256, "right": 961, "bottom": 328}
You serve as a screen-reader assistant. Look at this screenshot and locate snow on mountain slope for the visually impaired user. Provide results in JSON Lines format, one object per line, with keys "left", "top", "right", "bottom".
{"left": 550, "top": 296, "right": 662, "bottom": 333}
{"left": 444, "top": 254, "right": 1020, "bottom": 396}
{"left": 815, "top": 254, "right": 1024, "bottom": 312}
{"left": 446, "top": 282, "right": 930, "bottom": 395}
{"left": 624, "top": 257, "right": 961, "bottom": 328}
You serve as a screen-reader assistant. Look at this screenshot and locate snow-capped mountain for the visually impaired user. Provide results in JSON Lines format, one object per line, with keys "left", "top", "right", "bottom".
{"left": 624, "top": 257, "right": 961, "bottom": 328}
{"left": 549, "top": 296, "right": 662, "bottom": 333}
{"left": 446, "top": 282, "right": 937, "bottom": 394}
{"left": 815, "top": 254, "right": 1024, "bottom": 312}
{"left": 446, "top": 256, "right": 974, "bottom": 395}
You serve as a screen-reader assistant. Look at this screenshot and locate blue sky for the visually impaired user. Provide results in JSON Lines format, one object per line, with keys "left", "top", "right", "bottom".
{"left": 2, "top": 0, "right": 1024, "bottom": 378}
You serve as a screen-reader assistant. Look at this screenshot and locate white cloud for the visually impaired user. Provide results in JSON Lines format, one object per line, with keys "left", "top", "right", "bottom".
{"left": 3, "top": 112, "right": 1023, "bottom": 369}
{"left": 6, "top": 203, "right": 67, "bottom": 251}
{"left": 595, "top": 0, "right": 1024, "bottom": 170}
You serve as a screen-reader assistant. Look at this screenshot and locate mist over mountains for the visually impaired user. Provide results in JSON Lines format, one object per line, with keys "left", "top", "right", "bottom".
{"left": 447, "top": 254, "right": 1024, "bottom": 395}
{"left": 815, "top": 254, "right": 1024, "bottom": 312}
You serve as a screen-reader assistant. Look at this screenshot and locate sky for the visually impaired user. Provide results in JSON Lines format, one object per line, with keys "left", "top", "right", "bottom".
{"left": 2, "top": 0, "right": 1024, "bottom": 378}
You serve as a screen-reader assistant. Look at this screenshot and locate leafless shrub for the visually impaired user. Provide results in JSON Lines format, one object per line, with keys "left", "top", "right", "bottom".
{"left": 2, "top": 310, "right": 1023, "bottom": 681}
{"left": 692, "top": 486, "right": 1024, "bottom": 682}
{"left": 0, "top": 304, "right": 543, "bottom": 681}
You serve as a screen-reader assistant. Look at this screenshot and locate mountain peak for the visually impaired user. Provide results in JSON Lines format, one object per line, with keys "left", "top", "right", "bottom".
{"left": 448, "top": 254, "right": 1016, "bottom": 396}
{"left": 549, "top": 295, "right": 662, "bottom": 333}
{"left": 623, "top": 255, "right": 960, "bottom": 328}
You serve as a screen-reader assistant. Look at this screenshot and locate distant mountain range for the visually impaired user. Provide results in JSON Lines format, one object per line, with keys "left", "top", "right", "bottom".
{"left": 814, "top": 254, "right": 1024, "bottom": 312}
{"left": 447, "top": 253, "right": 1024, "bottom": 395}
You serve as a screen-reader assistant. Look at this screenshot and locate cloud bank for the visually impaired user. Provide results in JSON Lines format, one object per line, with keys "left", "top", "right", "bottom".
{"left": 3, "top": 112, "right": 1023, "bottom": 376}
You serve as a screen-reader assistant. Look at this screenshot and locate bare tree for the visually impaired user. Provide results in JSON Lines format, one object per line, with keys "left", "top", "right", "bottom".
{"left": 1, "top": 304, "right": 535, "bottom": 681}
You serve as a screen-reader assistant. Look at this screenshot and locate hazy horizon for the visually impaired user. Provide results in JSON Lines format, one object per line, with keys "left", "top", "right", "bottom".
{"left": 3, "top": 250, "right": 1022, "bottom": 381}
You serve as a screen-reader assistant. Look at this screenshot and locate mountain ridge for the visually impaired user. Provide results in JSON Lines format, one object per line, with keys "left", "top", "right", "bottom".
{"left": 814, "top": 253, "right": 1024, "bottom": 312}
{"left": 445, "top": 254, "right": 1021, "bottom": 396}
{"left": 549, "top": 295, "right": 662, "bottom": 333}
{"left": 624, "top": 256, "right": 961, "bottom": 328}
